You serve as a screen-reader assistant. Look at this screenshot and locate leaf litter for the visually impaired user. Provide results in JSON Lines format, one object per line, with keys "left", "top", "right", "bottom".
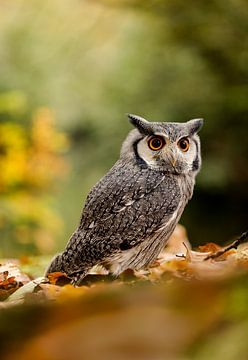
{"left": 0, "top": 225, "right": 247, "bottom": 305}
{"left": 0, "top": 225, "right": 248, "bottom": 360}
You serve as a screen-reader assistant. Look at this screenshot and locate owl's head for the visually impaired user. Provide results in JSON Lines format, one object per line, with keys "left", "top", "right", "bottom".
{"left": 121, "top": 114, "right": 203, "bottom": 175}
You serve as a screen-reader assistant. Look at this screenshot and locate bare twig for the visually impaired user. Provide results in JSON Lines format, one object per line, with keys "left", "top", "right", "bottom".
{"left": 204, "top": 230, "right": 248, "bottom": 261}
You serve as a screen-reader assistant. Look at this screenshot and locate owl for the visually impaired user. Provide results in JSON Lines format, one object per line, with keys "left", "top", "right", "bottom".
{"left": 47, "top": 114, "right": 203, "bottom": 285}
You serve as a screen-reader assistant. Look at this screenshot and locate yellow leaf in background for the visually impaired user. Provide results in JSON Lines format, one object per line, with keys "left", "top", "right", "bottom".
{"left": 0, "top": 123, "right": 28, "bottom": 191}
{"left": 0, "top": 104, "right": 69, "bottom": 255}
{"left": 31, "top": 107, "right": 69, "bottom": 153}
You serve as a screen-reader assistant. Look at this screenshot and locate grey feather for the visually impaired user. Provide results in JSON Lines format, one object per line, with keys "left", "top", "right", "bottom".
{"left": 127, "top": 114, "right": 154, "bottom": 135}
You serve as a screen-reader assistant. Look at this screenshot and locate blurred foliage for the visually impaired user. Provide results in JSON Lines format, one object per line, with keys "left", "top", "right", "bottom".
{"left": 1, "top": 234, "right": 248, "bottom": 360}
{"left": 0, "top": 0, "right": 247, "bottom": 254}
{"left": 0, "top": 94, "right": 69, "bottom": 256}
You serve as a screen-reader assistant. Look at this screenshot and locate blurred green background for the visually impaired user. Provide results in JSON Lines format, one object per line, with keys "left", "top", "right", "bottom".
{"left": 0, "top": 0, "right": 247, "bottom": 257}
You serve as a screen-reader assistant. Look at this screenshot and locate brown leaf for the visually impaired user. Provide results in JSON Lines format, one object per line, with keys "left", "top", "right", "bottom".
{"left": 47, "top": 272, "right": 71, "bottom": 286}
{"left": 0, "top": 262, "right": 31, "bottom": 284}
{"left": 39, "top": 283, "right": 64, "bottom": 300}
{"left": 0, "top": 274, "right": 19, "bottom": 301}
{"left": 0, "top": 262, "right": 31, "bottom": 301}
{"left": 198, "top": 242, "right": 222, "bottom": 253}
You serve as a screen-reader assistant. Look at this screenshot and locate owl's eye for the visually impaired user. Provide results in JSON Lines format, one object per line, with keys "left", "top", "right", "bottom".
{"left": 178, "top": 137, "right": 190, "bottom": 152}
{"left": 148, "top": 136, "right": 165, "bottom": 151}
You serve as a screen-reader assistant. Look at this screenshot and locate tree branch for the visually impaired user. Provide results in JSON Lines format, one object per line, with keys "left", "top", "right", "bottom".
{"left": 204, "top": 230, "right": 248, "bottom": 261}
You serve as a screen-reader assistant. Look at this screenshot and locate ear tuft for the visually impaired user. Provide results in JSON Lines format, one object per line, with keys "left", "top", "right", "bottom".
{"left": 187, "top": 118, "right": 204, "bottom": 135}
{"left": 127, "top": 114, "right": 153, "bottom": 135}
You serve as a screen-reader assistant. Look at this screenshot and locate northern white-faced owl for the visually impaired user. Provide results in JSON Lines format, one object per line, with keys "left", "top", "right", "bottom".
{"left": 47, "top": 114, "right": 203, "bottom": 285}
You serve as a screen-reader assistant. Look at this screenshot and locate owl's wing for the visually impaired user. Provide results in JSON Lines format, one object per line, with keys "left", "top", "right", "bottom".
{"left": 64, "top": 160, "right": 181, "bottom": 271}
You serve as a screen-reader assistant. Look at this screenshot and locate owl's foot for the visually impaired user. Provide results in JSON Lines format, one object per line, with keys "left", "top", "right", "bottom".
{"left": 69, "top": 271, "right": 88, "bottom": 287}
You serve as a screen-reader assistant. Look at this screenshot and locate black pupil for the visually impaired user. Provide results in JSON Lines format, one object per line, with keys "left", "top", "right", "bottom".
{"left": 180, "top": 140, "right": 188, "bottom": 149}
{"left": 151, "top": 138, "right": 161, "bottom": 149}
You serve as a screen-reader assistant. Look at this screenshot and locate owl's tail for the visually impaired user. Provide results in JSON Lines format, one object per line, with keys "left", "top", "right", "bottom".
{"left": 45, "top": 253, "right": 64, "bottom": 275}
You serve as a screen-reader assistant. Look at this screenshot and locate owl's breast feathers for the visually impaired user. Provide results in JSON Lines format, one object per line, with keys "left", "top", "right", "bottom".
{"left": 61, "top": 160, "right": 192, "bottom": 274}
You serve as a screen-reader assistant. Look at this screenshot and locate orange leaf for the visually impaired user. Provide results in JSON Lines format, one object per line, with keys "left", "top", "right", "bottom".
{"left": 198, "top": 243, "right": 222, "bottom": 253}
{"left": 47, "top": 272, "right": 71, "bottom": 286}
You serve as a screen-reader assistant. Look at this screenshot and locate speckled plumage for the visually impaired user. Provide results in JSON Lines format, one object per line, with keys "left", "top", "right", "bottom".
{"left": 47, "top": 114, "right": 203, "bottom": 285}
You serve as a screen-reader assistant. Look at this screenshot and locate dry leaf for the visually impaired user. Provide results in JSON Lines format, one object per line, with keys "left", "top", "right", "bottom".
{"left": 198, "top": 242, "right": 222, "bottom": 253}
{"left": 47, "top": 272, "right": 71, "bottom": 286}
{"left": 0, "top": 262, "right": 30, "bottom": 300}
{"left": 6, "top": 277, "right": 47, "bottom": 304}
{"left": 165, "top": 224, "right": 192, "bottom": 256}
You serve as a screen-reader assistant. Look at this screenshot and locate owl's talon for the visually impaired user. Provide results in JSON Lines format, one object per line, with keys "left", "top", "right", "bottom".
{"left": 70, "top": 271, "right": 87, "bottom": 287}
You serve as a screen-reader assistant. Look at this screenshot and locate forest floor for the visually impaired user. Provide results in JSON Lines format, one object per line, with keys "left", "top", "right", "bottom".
{"left": 1, "top": 225, "right": 248, "bottom": 360}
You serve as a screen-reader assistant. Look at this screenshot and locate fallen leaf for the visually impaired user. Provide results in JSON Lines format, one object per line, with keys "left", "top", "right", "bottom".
{"left": 0, "top": 262, "right": 31, "bottom": 300}
{"left": 198, "top": 242, "right": 222, "bottom": 253}
{"left": 6, "top": 277, "right": 47, "bottom": 304}
{"left": 47, "top": 272, "right": 71, "bottom": 286}
{"left": 0, "top": 262, "right": 30, "bottom": 284}
{"left": 164, "top": 224, "right": 192, "bottom": 256}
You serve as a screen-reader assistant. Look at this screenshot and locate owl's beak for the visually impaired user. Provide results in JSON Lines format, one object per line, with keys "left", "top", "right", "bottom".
{"left": 167, "top": 148, "right": 178, "bottom": 168}
{"left": 170, "top": 158, "right": 177, "bottom": 167}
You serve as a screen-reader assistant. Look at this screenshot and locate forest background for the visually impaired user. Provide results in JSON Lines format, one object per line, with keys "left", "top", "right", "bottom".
{"left": 0, "top": 0, "right": 247, "bottom": 258}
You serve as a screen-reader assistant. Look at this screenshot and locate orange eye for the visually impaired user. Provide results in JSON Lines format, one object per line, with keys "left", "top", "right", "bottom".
{"left": 148, "top": 136, "right": 165, "bottom": 151}
{"left": 178, "top": 137, "right": 190, "bottom": 152}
